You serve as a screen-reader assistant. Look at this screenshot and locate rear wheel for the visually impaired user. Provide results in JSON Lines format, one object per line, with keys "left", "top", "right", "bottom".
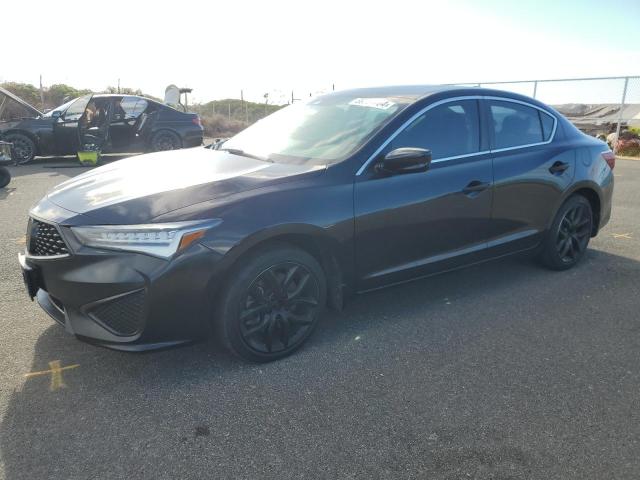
{"left": 151, "top": 130, "right": 181, "bottom": 151}
{"left": 216, "top": 244, "right": 326, "bottom": 362}
{"left": 538, "top": 195, "right": 593, "bottom": 270}
{"left": 5, "top": 133, "right": 36, "bottom": 164}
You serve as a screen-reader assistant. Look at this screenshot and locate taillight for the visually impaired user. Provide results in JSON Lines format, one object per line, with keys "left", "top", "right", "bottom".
{"left": 192, "top": 117, "right": 202, "bottom": 126}
{"left": 601, "top": 151, "right": 615, "bottom": 170}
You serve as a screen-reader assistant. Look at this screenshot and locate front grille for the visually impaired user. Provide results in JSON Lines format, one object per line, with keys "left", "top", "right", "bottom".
{"left": 88, "top": 290, "right": 145, "bottom": 336}
{"left": 28, "top": 219, "right": 69, "bottom": 256}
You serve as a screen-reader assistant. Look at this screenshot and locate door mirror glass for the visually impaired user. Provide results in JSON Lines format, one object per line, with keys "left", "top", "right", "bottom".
{"left": 51, "top": 110, "right": 62, "bottom": 119}
{"left": 377, "top": 147, "right": 432, "bottom": 174}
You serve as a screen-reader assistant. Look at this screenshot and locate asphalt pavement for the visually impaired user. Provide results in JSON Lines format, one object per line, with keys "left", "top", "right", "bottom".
{"left": 0, "top": 158, "right": 639, "bottom": 479}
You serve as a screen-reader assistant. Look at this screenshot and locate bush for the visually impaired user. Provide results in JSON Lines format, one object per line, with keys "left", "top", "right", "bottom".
{"left": 200, "top": 113, "right": 247, "bottom": 138}
{"left": 617, "top": 138, "right": 640, "bottom": 157}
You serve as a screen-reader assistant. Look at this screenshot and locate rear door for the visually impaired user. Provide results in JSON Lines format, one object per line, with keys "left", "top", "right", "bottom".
{"left": 486, "top": 97, "right": 575, "bottom": 253}
{"left": 354, "top": 98, "right": 494, "bottom": 290}
{"left": 109, "top": 96, "right": 149, "bottom": 151}
{"left": 53, "top": 94, "right": 92, "bottom": 154}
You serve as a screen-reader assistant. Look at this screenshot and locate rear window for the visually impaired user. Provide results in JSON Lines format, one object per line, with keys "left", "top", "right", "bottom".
{"left": 489, "top": 100, "right": 554, "bottom": 149}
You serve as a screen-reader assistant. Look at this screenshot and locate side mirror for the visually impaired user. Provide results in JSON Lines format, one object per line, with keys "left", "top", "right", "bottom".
{"left": 376, "top": 147, "right": 432, "bottom": 175}
{"left": 51, "top": 111, "right": 62, "bottom": 119}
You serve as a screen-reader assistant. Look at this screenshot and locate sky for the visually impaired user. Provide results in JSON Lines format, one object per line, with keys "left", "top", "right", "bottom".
{"left": 3, "top": 0, "right": 639, "bottom": 105}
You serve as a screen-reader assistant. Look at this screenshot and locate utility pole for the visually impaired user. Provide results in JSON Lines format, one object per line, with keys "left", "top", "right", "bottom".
{"left": 117, "top": 78, "right": 120, "bottom": 94}
{"left": 39, "top": 75, "right": 45, "bottom": 110}
{"left": 241, "top": 89, "right": 248, "bottom": 124}
{"left": 613, "top": 77, "right": 629, "bottom": 155}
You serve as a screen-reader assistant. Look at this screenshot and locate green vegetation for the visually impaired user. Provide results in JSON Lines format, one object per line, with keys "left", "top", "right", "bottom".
{"left": 1, "top": 82, "right": 283, "bottom": 138}
{"left": 191, "top": 99, "right": 283, "bottom": 138}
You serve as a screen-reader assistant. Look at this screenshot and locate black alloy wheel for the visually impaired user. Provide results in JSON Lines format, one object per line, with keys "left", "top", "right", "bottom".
{"left": 217, "top": 244, "right": 326, "bottom": 362}
{"left": 151, "top": 130, "right": 181, "bottom": 151}
{"left": 239, "top": 262, "right": 320, "bottom": 354}
{"left": 539, "top": 194, "right": 593, "bottom": 270}
{"left": 556, "top": 202, "right": 591, "bottom": 264}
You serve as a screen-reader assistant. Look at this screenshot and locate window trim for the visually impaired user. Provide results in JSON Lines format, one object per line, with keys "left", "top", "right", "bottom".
{"left": 355, "top": 95, "right": 558, "bottom": 176}
{"left": 484, "top": 96, "right": 557, "bottom": 153}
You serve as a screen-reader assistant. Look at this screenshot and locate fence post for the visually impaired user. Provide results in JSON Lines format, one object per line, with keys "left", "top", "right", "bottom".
{"left": 613, "top": 77, "right": 629, "bottom": 154}
{"left": 532, "top": 81, "right": 538, "bottom": 99}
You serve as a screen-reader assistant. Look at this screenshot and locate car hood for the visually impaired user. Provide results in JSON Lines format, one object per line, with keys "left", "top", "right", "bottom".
{"left": 0, "top": 86, "right": 43, "bottom": 120}
{"left": 41, "top": 147, "right": 325, "bottom": 224}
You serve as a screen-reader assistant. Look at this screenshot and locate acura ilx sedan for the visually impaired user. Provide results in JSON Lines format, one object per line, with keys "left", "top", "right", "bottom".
{"left": 19, "top": 85, "right": 614, "bottom": 362}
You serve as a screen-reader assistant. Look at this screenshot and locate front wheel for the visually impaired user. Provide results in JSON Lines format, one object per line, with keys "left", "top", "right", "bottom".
{"left": 216, "top": 244, "right": 326, "bottom": 362}
{"left": 538, "top": 195, "right": 593, "bottom": 270}
{"left": 4, "top": 133, "right": 36, "bottom": 164}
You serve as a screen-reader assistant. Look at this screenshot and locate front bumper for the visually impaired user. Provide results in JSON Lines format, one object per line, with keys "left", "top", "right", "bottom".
{"left": 20, "top": 229, "right": 223, "bottom": 351}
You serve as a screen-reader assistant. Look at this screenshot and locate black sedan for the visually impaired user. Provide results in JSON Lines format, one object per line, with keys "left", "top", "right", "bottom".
{"left": 0, "top": 87, "right": 203, "bottom": 164}
{"left": 19, "top": 85, "right": 614, "bottom": 362}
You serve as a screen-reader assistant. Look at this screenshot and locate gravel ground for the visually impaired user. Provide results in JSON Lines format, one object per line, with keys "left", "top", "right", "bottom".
{"left": 0, "top": 158, "right": 639, "bottom": 480}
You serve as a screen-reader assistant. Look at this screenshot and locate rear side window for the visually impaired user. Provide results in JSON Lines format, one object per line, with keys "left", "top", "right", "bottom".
{"left": 489, "top": 100, "right": 554, "bottom": 149}
{"left": 389, "top": 100, "right": 481, "bottom": 160}
{"left": 120, "top": 97, "right": 148, "bottom": 119}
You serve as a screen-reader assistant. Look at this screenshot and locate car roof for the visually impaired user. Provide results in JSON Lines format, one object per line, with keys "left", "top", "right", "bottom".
{"left": 322, "top": 85, "right": 548, "bottom": 107}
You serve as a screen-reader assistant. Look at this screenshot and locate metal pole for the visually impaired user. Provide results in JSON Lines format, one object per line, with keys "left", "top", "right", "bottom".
{"left": 613, "top": 77, "right": 629, "bottom": 154}
{"left": 39, "top": 75, "right": 45, "bottom": 110}
{"left": 532, "top": 81, "right": 538, "bottom": 99}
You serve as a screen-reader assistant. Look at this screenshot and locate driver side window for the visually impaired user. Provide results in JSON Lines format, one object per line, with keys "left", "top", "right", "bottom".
{"left": 389, "top": 100, "right": 481, "bottom": 160}
{"left": 62, "top": 95, "right": 92, "bottom": 122}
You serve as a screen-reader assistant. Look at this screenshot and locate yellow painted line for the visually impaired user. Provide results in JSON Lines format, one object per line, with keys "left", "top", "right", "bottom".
{"left": 612, "top": 233, "right": 633, "bottom": 239}
{"left": 25, "top": 361, "right": 80, "bottom": 391}
{"left": 15, "top": 237, "right": 26, "bottom": 245}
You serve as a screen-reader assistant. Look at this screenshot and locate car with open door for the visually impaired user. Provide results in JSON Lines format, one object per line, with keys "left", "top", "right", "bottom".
{"left": 18, "top": 86, "right": 614, "bottom": 362}
{"left": 0, "top": 87, "right": 203, "bottom": 164}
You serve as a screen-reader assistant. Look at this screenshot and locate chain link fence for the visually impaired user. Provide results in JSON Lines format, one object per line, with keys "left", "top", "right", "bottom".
{"left": 452, "top": 76, "right": 640, "bottom": 155}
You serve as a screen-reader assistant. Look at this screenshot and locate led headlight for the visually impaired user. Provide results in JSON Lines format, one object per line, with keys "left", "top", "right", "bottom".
{"left": 70, "top": 220, "right": 221, "bottom": 258}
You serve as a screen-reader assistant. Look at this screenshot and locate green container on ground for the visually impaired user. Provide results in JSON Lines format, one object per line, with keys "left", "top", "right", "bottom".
{"left": 77, "top": 150, "right": 100, "bottom": 166}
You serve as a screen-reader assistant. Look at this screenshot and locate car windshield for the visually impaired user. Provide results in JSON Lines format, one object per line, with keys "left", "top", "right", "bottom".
{"left": 43, "top": 98, "right": 77, "bottom": 117}
{"left": 221, "top": 94, "right": 413, "bottom": 165}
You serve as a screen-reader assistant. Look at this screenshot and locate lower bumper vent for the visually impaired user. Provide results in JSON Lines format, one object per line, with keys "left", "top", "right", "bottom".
{"left": 88, "top": 290, "right": 145, "bottom": 336}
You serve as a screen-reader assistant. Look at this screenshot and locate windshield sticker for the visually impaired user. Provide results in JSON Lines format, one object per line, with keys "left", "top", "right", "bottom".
{"left": 349, "top": 98, "right": 396, "bottom": 110}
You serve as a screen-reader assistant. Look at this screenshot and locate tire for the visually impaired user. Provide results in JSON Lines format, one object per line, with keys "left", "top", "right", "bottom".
{"left": 538, "top": 195, "right": 593, "bottom": 270}
{"left": 216, "top": 243, "right": 327, "bottom": 362}
{"left": 0, "top": 167, "right": 10, "bottom": 188}
{"left": 151, "top": 130, "right": 182, "bottom": 152}
{"left": 4, "top": 133, "right": 36, "bottom": 164}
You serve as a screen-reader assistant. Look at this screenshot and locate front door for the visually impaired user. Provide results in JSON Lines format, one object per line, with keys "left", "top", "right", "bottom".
{"left": 354, "top": 98, "right": 493, "bottom": 290}
{"left": 53, "top": 94, "right": 92, "bottom": 154}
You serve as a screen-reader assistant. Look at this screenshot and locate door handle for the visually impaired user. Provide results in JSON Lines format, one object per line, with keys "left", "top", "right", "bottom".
{"left": 462, "top": 180, "right": 490, "bottom": 195}
{"left": 549, "top": 161, "right": 569, "bottom": 175}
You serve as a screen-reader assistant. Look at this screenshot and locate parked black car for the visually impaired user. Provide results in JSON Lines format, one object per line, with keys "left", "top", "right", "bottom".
{"left": 19, "top": 86, "right": 614, "bottom": 362}
{"left": 0, "top": 87, "right": 203, "bottom": 164}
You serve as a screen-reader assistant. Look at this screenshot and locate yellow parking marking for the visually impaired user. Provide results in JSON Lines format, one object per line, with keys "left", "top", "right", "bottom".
{"left": 15, "top": 237, "right": 26, "bottom": 245}
{"left": 612, "top": 233, "right": 633, "bottom": 239}
{"left": 25, "top": 361, "right": 79, "bottom": 391}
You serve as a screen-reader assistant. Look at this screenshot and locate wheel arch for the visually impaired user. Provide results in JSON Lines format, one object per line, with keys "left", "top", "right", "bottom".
{"left": 558, "top": 181, "right": 603, "bottom": 236}
{"left": 216, "top": 224, "right": 350, "bottom": 311}
{"left": 2, "top": 129, "right": 41, "bottom": 155}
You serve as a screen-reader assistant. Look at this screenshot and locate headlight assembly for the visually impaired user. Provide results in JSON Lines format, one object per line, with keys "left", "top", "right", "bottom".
{"left": 70, "top": 220, "right": 221, "bottom": 258}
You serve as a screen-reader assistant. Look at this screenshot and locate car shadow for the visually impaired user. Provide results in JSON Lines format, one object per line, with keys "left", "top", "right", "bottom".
{"left": 1, "top": 248, "right": 638, "bottom": 478}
